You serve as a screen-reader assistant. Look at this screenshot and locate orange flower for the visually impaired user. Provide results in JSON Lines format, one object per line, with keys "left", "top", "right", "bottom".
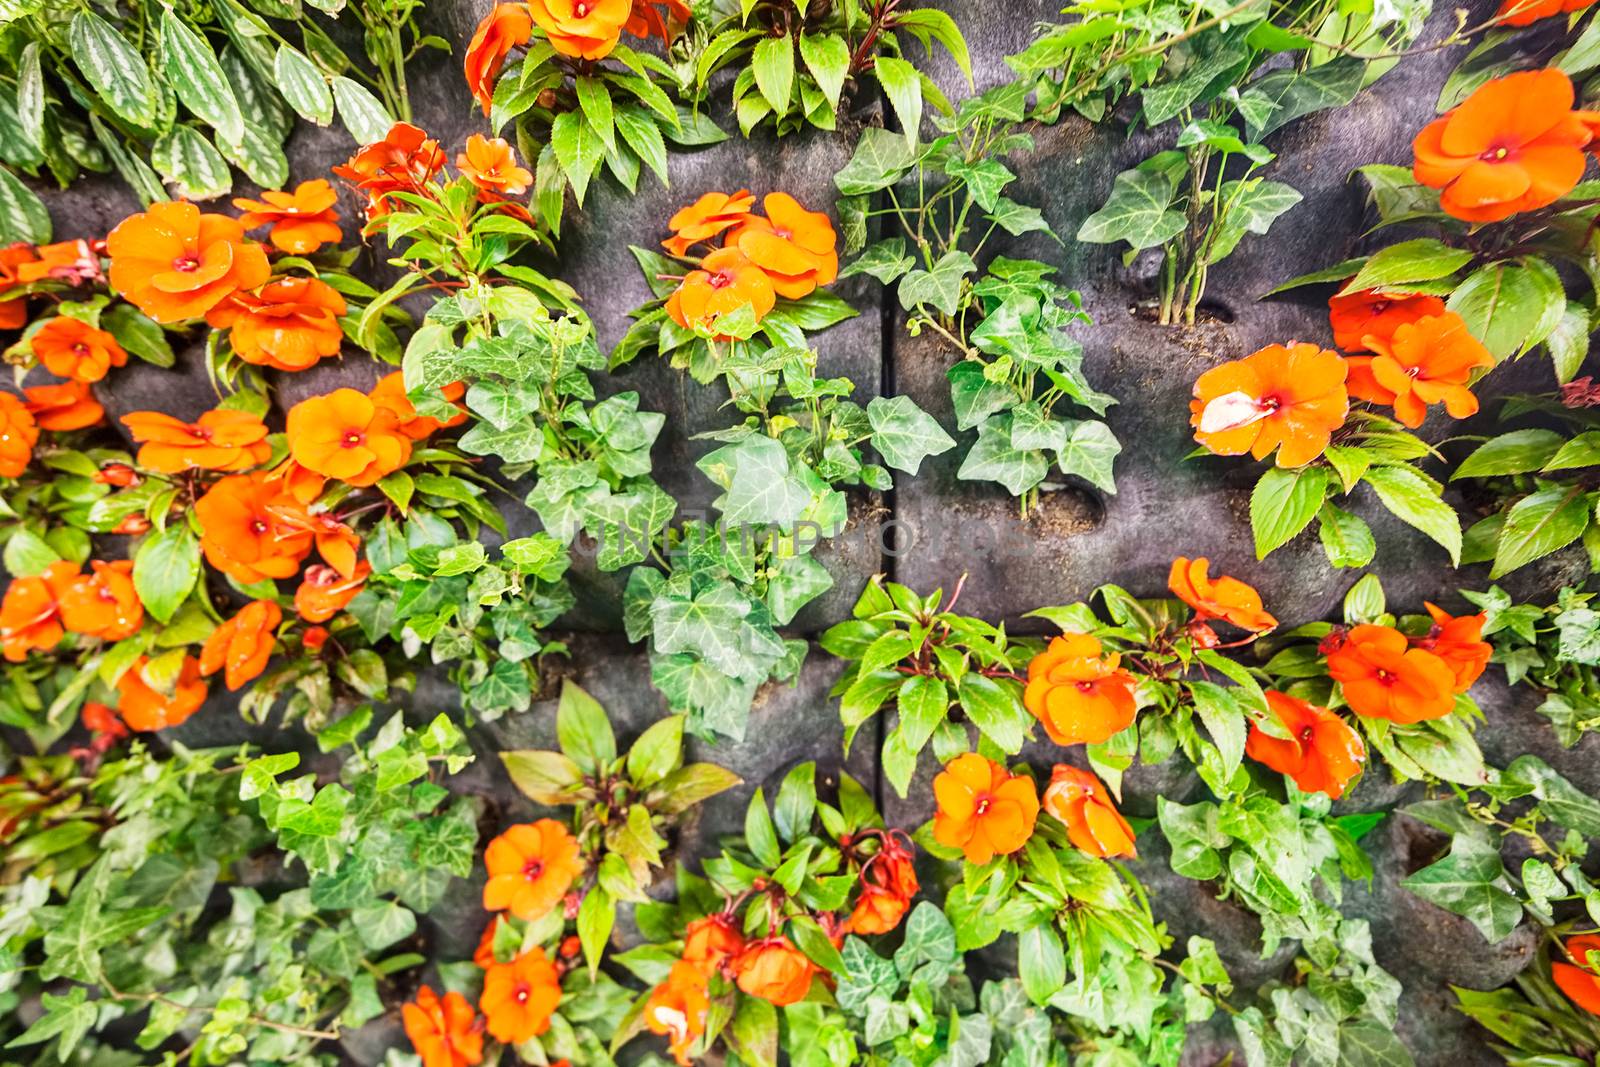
{"left": 1413, "top": 69, "right": 1592, "bottom": 223}
{"left": 666, "top": 246, "right": 776, "bottom": 338}
{"left": 206, "top": 276, "right": 347, "bottom": 372}
{"left": 286, "top": 388, "right": 412, "bottom": 487}
{"left": 81, "top": 701, "right": 126, "bottom": 739}
{"left": 1244, "top": 691, "right": 1367, "bottom": 800}
{"left": 122, "top": 409, "right": 272, "bottom": 474}
{"left": 232, "top": 179, "right": 343, "bottom": 254}
{"left": 1168, "top": 557, "right": 1277, "bottom": 633}
{"left": 1328, "top": 289, "right": 1446, "bottom": 354}
{"left": 301, "top": 625, "right": 329, "bottom": 653}
{"left": 369, "top": 372, "right": 468, "bottom": 440}
{"left": 402, "top": 986, "right": 483, "bottom": 1067}
{"left": 526, "top": 0, "right": 631, "bottom": 59}
{"left": 334, "top": 123, "right": 446, "bottom": 220}
{"left": 106, "top": 201, "right": 270, "bottom": 323}
{"left": 682, "top": 913, "right": 743, "bottom": 975}
{"left": 932, "top": 753, "right": 1039, "bottom": 865}
{"left": 269, "top": 501, "right": 362, "bottom": 578}
{"left": 844, "top": 883, "right": 911, "bottom": 934}
{"left": 1414, "top": 603, "right": 1491, "bottom": 692}
{"left": 868, "top": 832, "right": 919, "bottom": 900}
{"left": 199, "top": 599, "right": 281, "bottom": 691}
{"left": 483, "top": 819, "right": 582, "bottom": 920}
{"left": 645, "top": 961, "right": 710, "bottom": 1066}
{"left": 1345, "top": 312, "right": 1492, "bottom": 429}
{"left": 1041, "top": 764, "right": 1137, "bottom": 858}
{"left": 1497, "top": 0, "right": 1597, "bottom": 23}
{"left": 16, "top": 239, "right": 103, "bottom": 286}
{"left": 95, "top": 463, "right": 139, "bottom": 487}
{"left": 465, "top": 3, "right": 533, "bottom": 114}
{"left": 730, "top": 936, "right": 815, "bottom": 1006}
{"left": 1326, "top": 624, "right": 1457, "bottom": 724}
{"left": 293, "top": 562, "right": 370, "bottom": 622}
{"left": 265, "top": 457, "right": 327, "bottom": 505}
{"left": 24, "top": 381, "right": 103, "bottom": 431}
{"left": 194, "top": 472, "right": 315, "bottom": 584}
{"left": 115, "top": 655, "right": 207, "bottom": 731}
{"left": 625, "top": 0, "right": 689, "bottom": 45}
{"left": 663, "top": 190, "right": 756, "bottom": 257}
{"left": 0, "top": 392, "right": 37, "bottom": 476}
{"left": 112, "top": 515, "right": 151, "bottom": 535}
{"left": 30, "top": 316, "right": 127, "bottom": 383}
{"left": 58, "top": 560, "right": 143, "bottom": 641}
{"left": 728, "top": 193, "right": 839, "bottom": 299}
{"left": 1553, "top": 935, "right": 1600, "bottom": 1015}
{"left": 458, "top": 134, "right": 533, "bottom": 196}
{"left": 480, "top": 946, "right": 561, "bottom": 1044}
{"left": 0, "top": 561, "right": 77, "bottom": 661}
{"left": 1023, "top": 633, "right": 1138, "bottom": 746}
{"left": 1190, "top": 342, "right": 1349, "bottom": 468}
{"left": 0, "top": 244, "right": 37, "bottom": 328}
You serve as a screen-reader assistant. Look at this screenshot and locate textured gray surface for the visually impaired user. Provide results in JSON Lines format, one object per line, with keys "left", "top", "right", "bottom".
{"left": 13, "top": 0, "right": 1580, "bottom": 1062}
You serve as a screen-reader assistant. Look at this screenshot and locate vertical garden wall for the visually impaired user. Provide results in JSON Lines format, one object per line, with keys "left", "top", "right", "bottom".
{"left": 3, "top": 0, "right": 1600, "bottom": 1064}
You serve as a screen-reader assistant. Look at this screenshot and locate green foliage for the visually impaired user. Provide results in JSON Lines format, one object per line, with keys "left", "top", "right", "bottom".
{"left": 1465, "top": 585, "right": 1600, "bottom": 746}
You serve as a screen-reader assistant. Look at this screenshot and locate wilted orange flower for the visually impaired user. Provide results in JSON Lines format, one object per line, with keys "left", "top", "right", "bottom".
{"left": 646, "top": 961, "right": 709, "bottom": 1066}
{"left": 730, "top": 936, "right": 815, "bottom": 1006}
{"left": 58, "top": 560, "right": 142, "bottom": 641}
{"left": 0, "top": 561, "right": 77, "bottom": 661}
{"left": 301, "top": 625, "right": 329, "bottom": 653}
{"left": 663, "top": 190, "right": 756, "bottom": 256}
{"left": 1414, "top": 603, "right": 1492, "bottom": 692}
{"left": 200, "top": 599, "right": 281, "bottom": 691}
{"left": 194, "top": 472, "right": 315, "bottom": 584}
{"left": 24, "top": 381, "right": 103, "bottom": 431}
{"left": 269, "top": 501, "right": 362, "bottom": 578}
{"left": 0, "top": 244, "right": 37, "bottom": 328}
{"left": 844, "top": 882, "right": 911, "bottom": 934}
{"left": 95, "top": 463, "right": 139, "bottom": 487}
{"left": 728, "top": 193, "right": 839, "bottom": 299}
{"left": 1191, "top": 343, "right": 1349, "bottom": 468}
{"left": 370, "top": 372, "right": 469, "bottom": 439}
{"left": 286, "top": 389, "right": 412, "bottom": 487}
{"left": 626, "top": 0, "right": 690, "bottom": 44}
{"left": 666, "top": 246, "right": 776, "bottom": 338}
{"left": 465, "top": 3, "right": 533, "bottom": 114}
{"left": 1326, "top": 624, "right": 1456, "bottom": 724}
{"left": 1023, "top": 633, "right": 1138, "bottom": 746}
{"left": 15, "top": 239, "right": 102, "bottom": 287}
{"left": 334, "top": 123, "right": 447, "bottom": 220}
{"left": 932, "top": 752, "right": 1039, "bottom": 864}
{"left": 232, "top": 179, "right": 343, "bottom": 254}
{"left": 0, "top": 392, "right": 37, "bottom": 476}
{"left": 81, "top": 701, "right": 126, "bottom": 739}
{"left": 480, "top": 946, "right": 561, "bottom": 1044}
{"left": 106, "top": 201, "right": 270, "bottom": 323}
{"left": 31, "top": 316, "right": 127, "bottom": 383}
{"left": 1042, "top": 764, "right": 1137, "bottom": 858}
{"left": 869, "top": 832, "right": 919, "bottom": 900}
{"left": 682, "top": 913, "right": 743, "bottom": 975}
{"left": 112, "top": 515, "right": 151, "bottom": 535}
{"left": 1345, "top": 312, "right": 1492, "bottom": 428}
{"left": 293, "top": 562, "right": 370, "bottom": 622}
{"left": 527, "top": 0, "right": 631, "bottom": 59}
{"left": 1554, "top": 935, "right": 1600, "bottom": 1015}
{"left": 1168, "top": 557, "right": 1277, "bottom": 633}
{"left": 483, "top": 819, "right": 582, "bottom": 920}
{"left": 207, "top": 276, "right": 347, "bottom": 371}
{"left": 122, "top": 409, "right": 272, "bottom": 474}
{"left": 1244, "top": 691, "right": 1367, "bottom": 800}
{"left": 1328, "top": 289, "right": 1446, "bottom": 354}
{"left": 473, "top": 917, "right": 505, "bottom": 969}
{"left": 458, "top": 134, "right": 533, "bottom": 196}
{"left": 115, "top": 655, "right": 207, "bottom": 731}
{"left": 402, "top": 986, "right": 483, "bottom": 1067}
{"left": 1413, "top": 69, "right": 1592, "bottom": 223}
{"left": 1497, "top": 0, "right": 1597, "bottom": 22}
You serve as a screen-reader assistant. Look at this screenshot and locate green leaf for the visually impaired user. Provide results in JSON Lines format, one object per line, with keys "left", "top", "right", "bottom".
{"left": 557, "top": 679, "right": 617, "bottom": 773}
{"left": 614, "top": 103, "right": 668, "bottom": 185}
{"left": 1077, "top": 166, "right": 1186, "bottom": 250}
{"left": 1055, "top": 419, "right": 1121, "bottom": 494}
{"left": 1317, "top": 501, "right": 1376, "bottom": 568}
{"left": 1453, "top": 429, "right": 1565, "bottom": 479}
{"left": 1491, "top": 486, "right": 1592, "bottom": 578}
{"left": 3, "top": 529, "right": 59, "bottom": 576}
{"left": 1446, "top": 259, "right": 1566, "bottom": 361}
{"left": 160, "top": 10, "right": 244, "bottom": 144}
{"left": 959, "top": 416, "right": 1048, "bottom": 497}
{"left": 1543, "top": 430, "right": 1600, "bottom": 472}
{"left": 1205, "top": 179, "right": 1301, "bottom": 264}
{"left": 867, "top": 395, "right": 956, "bottom": 475}
{"left": 0, "top": 166, "right": 49, "bottom": 245}
{"left": 274, "top": 44, "right": 334, "bottom": 125}
{"left": 575, "top": 75, "right": 616, "bottom": 152}
{"left": 1018, "top": 923, "right": 1066, "bottom": 1005}
{"left": 1343, "top": 238, "right": 1473, "bottom": 294}
{"left": 351, "top": 901, "right": 416, "bottom": 951}
{"left": 1363, "top": 464, "right": 1461, "bottom": 565}
{"left": 577, "top": 886, "right": 614, "bottom": 977}
{"left": 5, "top": 986, "right": 96, "bottom": 1060}
{"left": 1189, "top": 680, "right": 1245, "bottom": 779}
{"left": 1242, "top": 57, "right": 1365, "bottom": 138}
{"left": 745, "top": 787, "right": 782, "bottom": 868}
{"left": 551, "top": 108, "right": 606, "bottom": 206}
{"left": 151, "top": 127, "right": 232, "bottom": 200}
{"left": 501, "top": 749, "right": 584, "bottom": 804}
{"left": 790, "top": 913, "right": 846, "bottom": 973}
{"left": 834, "top": 127, "right": 914, "bottom": 196}
{"left": 626, "top": 715, "right": 683, "bottom": 788}
{"left": 752, "top": 35, "right": 795, "bottom": 115}
{"left": 1401, "top": 835, "right": 1522, "bottom": 943}
{"left": 133, "top": 523, "right": 200, "bottom": 624}
{"left": 874, "top": 56, "right": 922, "bottom": 145}
{"left": 898, "top": 250, "right": 975, "bottom": 316}
{"left": 70, "top": 11, "right": 158, "bottom": 127}
{"left": 958, "top": 674, "right": 1029, "bottom": 753}
{"left": 1250, "top": 466, "right": 1330, "bottom": 558}
{"left": 331, "top": 77, "right": 394, "bottom": 144}
{"left": 798, "top": 33, "right": 849, "bottom": 108}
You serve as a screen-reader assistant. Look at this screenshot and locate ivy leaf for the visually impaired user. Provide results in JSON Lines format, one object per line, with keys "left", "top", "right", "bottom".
{"left": 893, "top": 901, "right": 958, "bottom": 976}
{"left": 1077, "top": 165, "right": 1185, "bottom": 251}
{"left": 702, "top": 435, "right": 811, "bottom": 528}
{"left": 1250, "top": 466, "right": 1331, "bottom": 558}
{"left": 1205, "top": 179, "right": 1301, "bottom": 263}
{"left": 834, "top": 127, "right": 915, "bottom": 196}
{"left": 867, "top": 395, "right": 956, "bottom": 475}
{"left": 899, "top": 250, "right": 976, "bottom": 317}
{"left": 4, "top": 987, "right": 96, "bottom": 1060}
{"left": 1242, "top": 57, "right": 1365, "bottom": 138}
{"left": 841, "top": 237, "right": 915, "bottom": 283}
{"left": 1055, "top": 419, "right": 1121, "bottom": 494}
{"left": 958, "top": 415, "right": 1049, "bottom": 497}
{"left": 1401, "top": 835, "right": 1522, "bottom": 943}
